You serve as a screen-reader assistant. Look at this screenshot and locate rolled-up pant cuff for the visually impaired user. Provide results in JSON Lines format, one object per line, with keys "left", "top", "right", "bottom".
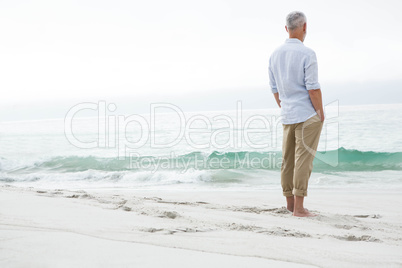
{"left": 283, "top": 190, "right": 294, "bottom": 197}
{"left": 292, "top": 188, "right": 308, "bottom": 197}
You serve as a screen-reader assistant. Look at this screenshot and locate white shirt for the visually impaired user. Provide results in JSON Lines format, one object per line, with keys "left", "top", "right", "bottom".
{"left": 269, "top": 38, "right": 321, "bottom": 124}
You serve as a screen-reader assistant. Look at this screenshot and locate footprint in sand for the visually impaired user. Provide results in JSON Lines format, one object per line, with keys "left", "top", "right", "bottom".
{"left": 333, "top": 234, "right": 381, "bottom": 242}
{"left": 159, "top": 211, "right": 180, "bottom": 219}
{"left": 353, "top": 214, "right": 382, "bottom": 219}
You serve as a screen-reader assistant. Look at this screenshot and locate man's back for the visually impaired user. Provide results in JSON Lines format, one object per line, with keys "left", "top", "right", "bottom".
{"left": 269, "top": 38, "right": 320, "bottom": 124}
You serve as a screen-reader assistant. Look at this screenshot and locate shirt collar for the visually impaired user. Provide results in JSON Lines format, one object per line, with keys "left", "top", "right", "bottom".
{"left": 285, "top": 38, "right": 304, "bottom": 45}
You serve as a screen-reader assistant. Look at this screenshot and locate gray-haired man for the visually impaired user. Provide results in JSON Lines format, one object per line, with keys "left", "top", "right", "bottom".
{"left": 269, "top": 11, "right": 324, "bottom": 217}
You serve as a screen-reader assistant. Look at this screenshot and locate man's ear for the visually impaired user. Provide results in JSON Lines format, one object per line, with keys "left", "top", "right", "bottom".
{"left": 285, "top": 25, "right": 288, "bottom": 33}
{"left": 303, "top": 23, "right": 307, "bottom": 32}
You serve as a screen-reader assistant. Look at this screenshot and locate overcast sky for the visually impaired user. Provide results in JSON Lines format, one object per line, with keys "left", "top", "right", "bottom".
{"left": 0, "top": 0, "right": 401, "bottom": 119}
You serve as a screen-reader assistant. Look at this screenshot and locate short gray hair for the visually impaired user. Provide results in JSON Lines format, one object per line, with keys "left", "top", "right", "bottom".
{"left": 286, "top": 11, "right": 306, "bottom": 30}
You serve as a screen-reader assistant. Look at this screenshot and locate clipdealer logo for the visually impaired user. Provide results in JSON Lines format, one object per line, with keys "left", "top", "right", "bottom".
{"left": 64, "top": 100, "right": 339, "bottom": 168}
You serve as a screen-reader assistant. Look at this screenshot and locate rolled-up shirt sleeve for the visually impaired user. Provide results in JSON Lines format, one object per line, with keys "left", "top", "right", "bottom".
{"left": 268, "top": 57, "right": 278, "bottom": 93}
{"left": 304, "top": 52, "right": 321, "bottom": 90}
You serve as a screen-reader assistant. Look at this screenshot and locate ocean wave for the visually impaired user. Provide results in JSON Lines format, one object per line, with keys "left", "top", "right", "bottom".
{"left": 1, "top": 148, "right": 401, "bottom": 174}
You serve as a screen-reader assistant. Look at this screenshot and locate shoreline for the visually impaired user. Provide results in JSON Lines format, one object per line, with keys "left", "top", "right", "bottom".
{"left": 1, "top": 185, "right": 401, "bottom": 267}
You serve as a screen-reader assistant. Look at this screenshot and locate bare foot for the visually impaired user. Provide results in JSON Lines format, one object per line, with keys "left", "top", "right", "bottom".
{"left": 293, "top": 208, "right": 317, "bottom": 217}
{"left": 287, "top": 205, "right": 309, "bottom": 213}
{"left": 286, "top": 196, "right": 294, "bottom": 212}
{"left": 287, "top": 204, "right": 294, "bottom": 212}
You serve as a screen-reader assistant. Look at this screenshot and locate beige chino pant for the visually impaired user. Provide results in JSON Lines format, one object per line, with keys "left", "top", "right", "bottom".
{"left": 281, "top": 114, "right": 323, "bottom": 197}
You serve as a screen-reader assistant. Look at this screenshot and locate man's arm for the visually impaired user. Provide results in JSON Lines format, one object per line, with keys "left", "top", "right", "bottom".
{"left": 268, "top": 56, "right": 281, "bottom": 108}
{"left": 308, "top": 89, "right": 324, "bottom": 121}
{"left": 273, "top": 92, "right": 281, "bottom": 108}
{"left": 305, "top": 52, "right": 324, "bottom": 121}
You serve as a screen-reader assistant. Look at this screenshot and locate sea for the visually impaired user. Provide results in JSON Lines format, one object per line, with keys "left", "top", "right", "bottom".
{"left": 1, "top": 102, "right": 401, "bottom": 192}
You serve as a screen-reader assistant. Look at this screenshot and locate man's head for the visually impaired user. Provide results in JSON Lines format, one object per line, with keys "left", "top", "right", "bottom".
{"left": 285, "top": 11, "right": 307, "bottom": 42}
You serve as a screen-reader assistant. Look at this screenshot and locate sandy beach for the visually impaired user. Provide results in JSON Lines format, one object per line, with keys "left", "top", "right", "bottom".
{"left": 1, "top": 185, "right": 401, "bottom": 267}
{"left": 1, "top": 0, "right": 402, "bottom": 267}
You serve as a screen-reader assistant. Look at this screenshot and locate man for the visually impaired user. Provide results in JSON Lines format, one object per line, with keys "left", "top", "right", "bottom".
{"left": 268, "top": 11, "right": 324, "bottom": 217}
